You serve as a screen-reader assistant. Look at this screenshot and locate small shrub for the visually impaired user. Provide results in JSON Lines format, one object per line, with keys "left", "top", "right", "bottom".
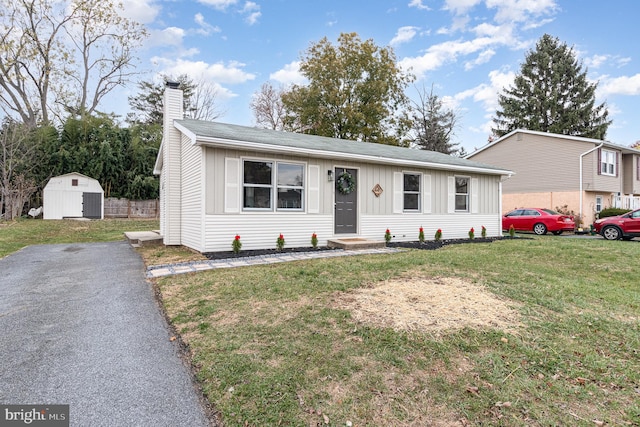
{"left": 481, "top": 225, "right": 487, "bottom": 238}
{"left": 418, "top": 227, "right": 425, "bottom": 243}
{"left": 434, "top": 229, "right": 442, "bottom": 241}
{"left": 232, "top": 235, "right": 242, "bottom": 253}
{"left": 468, "top": 227, "right": 475, "bottom": 240}
{"left": 311, "top": 233, "right": 318, "bottom": 248}
{"left": 598, "top": 207, "right": 631, "bottom": 219}
{"left": 509, "top": 224, "right": 515, "bottom": 237}
{"left": 384, "top": 229, "right": 392, "bottom": 243}
{"left": 276, "top": 233, "right": 285, "bottom": 251}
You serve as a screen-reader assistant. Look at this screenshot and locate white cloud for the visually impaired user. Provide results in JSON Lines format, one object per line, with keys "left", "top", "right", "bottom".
{"left": 241, "top": 2, "right": 261, "bottom": 25}
{"left": 408, "top": 0, "right": 430, "bottom": 10}
{"left": 599, "top": 74, "right": 640, "bottom": 96}
{"left": 146, "top": 27, "right": 186, "bottom": 48}
{"left": 486, "top": 0, "right": 558, "bottom": 24}
{"left": 464, "top": 49, "right": 496, "bottom": 70}
{"left": 194, "top": 13, "right": 222, "bottom": 35}
{"left": 198, "top": 0, "right": 238, "bottom": 11}
{"left": 584, "top": 54, "right": 609, "bottom": 69}
{"left": 270, "top": 61, "right": 307, "bottom": 86}
{"left": 245, "top": 11, "right": 261, "bottom": 25}
{"left": 443, "top": 0, "right": 482, "bottom": 15}
{"left": 390, "top": 26, "right": 419, "bottom": 46}
{"left": 121, "top": 0, "right": 161, "bottom": 24}
{"left": 399, "top": 37, "right": 496, "bottom": 77}
{"left": 152, "top": 57, "right": 256, "bottom": 85}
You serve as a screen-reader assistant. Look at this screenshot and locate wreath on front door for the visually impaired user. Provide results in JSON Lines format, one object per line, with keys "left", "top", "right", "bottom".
{"left": 336, "top": 171, "right": 356, "bottom": 195}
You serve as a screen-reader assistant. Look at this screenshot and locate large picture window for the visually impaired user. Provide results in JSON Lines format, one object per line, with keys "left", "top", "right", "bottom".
{"left": 600, "top": 150, "right": 616, "bottom": 176}
{"left": 403, "top": 173, "right": 420, "bottom": 211}
{"left": 455, "top": 177, "right": 469, "bottom": 212}
{"left": 243, "top": 160, "right": 305, "bottom": 211}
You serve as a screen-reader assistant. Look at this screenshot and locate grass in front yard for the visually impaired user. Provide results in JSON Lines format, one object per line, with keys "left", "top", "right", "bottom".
{"left": 157, "top": 237, "right": 640, "bottom": 426}
{"left": 0, "top": 218, "right": 159, "bottom": 258}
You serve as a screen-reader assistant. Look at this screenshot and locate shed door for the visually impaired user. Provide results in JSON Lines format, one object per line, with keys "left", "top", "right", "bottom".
{"left": 334, "top": 168, "right": 357, "bottom": 234}
{"left": 82, "top": 192, "right": 102, "bottom": 219}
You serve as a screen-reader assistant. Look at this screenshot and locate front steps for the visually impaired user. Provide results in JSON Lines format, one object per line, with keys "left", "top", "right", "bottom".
{"left": 327, "top": 238, "right": 386, "bottom": 250}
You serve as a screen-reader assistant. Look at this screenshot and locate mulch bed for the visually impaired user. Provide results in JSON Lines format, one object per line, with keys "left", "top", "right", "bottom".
{"left": 203, "top": 237, "right": 519, "bottom": 260}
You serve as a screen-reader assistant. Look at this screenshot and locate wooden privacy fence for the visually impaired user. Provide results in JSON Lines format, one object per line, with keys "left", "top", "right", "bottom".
{"left": 104, "top": 198, "right": 159, "bottom": 219}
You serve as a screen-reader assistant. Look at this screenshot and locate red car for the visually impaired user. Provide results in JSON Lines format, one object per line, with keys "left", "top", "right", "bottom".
{"left": 502, "top": 208, "right": 575, "bottom": 235}
{"left": 593, "top": 208, "right": 640, "bottom": 240}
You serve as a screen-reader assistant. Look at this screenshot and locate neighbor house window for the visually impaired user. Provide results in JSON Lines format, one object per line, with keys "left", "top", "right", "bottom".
{"left": 455, "top": 177, "right": 469, "bottom": 212}
{"left": 243, "top": 160, "right": 273, "bottom": 210}
{"left": 600, "top": 149, "right": 616, "bottom": 176}
{"left": 243, "top": 160, "right": 305, "bottom": 211}
{"left": 277, "top": 162, "right": 304, "bottom": 210}
{"left": 403, "top": 173, "right": 421, "bottom": 211}
{"left": 595, "top": 196, "right": 603, "bottom": 213}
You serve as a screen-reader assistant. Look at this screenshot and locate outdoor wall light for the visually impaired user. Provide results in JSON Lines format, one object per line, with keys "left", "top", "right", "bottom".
{"left": 327, "top": 170, "right": 334, "bottom": 181}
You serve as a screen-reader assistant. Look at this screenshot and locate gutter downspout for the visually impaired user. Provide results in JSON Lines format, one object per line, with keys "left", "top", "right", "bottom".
{"left": 580, "top": 142, "right": 604, "bottom": 223}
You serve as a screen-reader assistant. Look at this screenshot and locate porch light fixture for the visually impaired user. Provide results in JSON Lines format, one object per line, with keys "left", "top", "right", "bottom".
{"left": 327, "top": 170, "right": 334, "bottom": 181}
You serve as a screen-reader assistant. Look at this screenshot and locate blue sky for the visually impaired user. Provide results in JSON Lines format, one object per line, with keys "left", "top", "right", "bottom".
{"left": 117, "top": 0, "right": 640, "bottom": 152}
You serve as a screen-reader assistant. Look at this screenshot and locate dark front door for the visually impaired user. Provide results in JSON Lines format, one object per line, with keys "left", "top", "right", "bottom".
{"left": 82, "top": 192, "right": 102, "bottom": 219}
{"left": 334, "top": 168, "right": 357, "bottom": 234}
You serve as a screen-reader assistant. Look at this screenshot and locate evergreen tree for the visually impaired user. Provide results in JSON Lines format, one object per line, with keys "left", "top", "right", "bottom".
{"left": 492, "top": 34, "right": 610, "bottom": 139}
{"left": 281, "top": 32, "right": 414, "bottom": 145}
{"left": 408, "top": 85, "right": 460, "bottom": 155}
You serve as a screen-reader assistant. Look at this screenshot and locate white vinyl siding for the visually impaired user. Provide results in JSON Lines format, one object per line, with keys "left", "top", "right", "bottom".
{"left": 180, "top": 137, "right": 203, "bottom": 251}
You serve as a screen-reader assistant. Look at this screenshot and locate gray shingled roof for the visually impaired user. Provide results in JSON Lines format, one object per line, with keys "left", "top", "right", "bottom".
{"left": 175, "top": 118, "right": 512, "bottom": 175}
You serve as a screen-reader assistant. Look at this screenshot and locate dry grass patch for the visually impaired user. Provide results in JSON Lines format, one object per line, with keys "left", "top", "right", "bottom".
{"left": 335, "top": 274, "right": 522, "bottom": 335}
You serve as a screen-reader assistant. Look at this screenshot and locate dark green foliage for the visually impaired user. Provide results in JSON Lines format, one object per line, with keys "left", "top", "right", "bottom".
{"left": 598, "top": 207, "right": 631, "bottom": 218}
{"left": 37, "top": 116, "right": 159, "bottom": 199}
{"left": 493, "top": 34, "right": 610, "bottom": 139}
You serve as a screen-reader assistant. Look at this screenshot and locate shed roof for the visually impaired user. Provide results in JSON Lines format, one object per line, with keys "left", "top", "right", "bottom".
{"left": 157, "top": 119, "right": 512, "bottom": 176}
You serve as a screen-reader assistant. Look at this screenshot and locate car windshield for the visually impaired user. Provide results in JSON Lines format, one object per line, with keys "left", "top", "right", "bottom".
{"left": 542, "top": 209, "right": 561, "bottom": 215}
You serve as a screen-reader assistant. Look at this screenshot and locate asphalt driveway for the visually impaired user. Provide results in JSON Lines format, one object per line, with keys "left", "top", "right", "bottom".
{"left": 0, "top": 241, "right": 212, "bottom": 426}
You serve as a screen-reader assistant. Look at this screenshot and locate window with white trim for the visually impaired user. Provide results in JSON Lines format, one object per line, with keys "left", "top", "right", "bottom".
{"left": 455, "top": 177, "right": 469, "bottom": 212}
{"left": 600, "top": 149, "right": 616, "bottom": 176}
{"left": 277, "top": 162, "right": 304, "bottom": 210}
{"left": 243, "top": 160, "right": 273, "bottom": 210}
{"left": 243, "top": 160, "right": 305, "bottom": 211}
{"left": 595, "top": 195, "right": 603, "bottom": 213}
{"left": 403, "top": 173, "right": 421, "bottom": 212}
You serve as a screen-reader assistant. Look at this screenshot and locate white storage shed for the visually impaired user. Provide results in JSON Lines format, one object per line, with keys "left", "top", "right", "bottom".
{"left": 43, "top": 172, "right": 104, "bottom": 220}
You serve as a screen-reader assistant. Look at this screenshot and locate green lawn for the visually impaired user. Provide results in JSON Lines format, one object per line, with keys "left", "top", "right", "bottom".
{"left": 157, "top": 237, "right": 639, "bottom": 426}
{"left": 0, "top": 218, "right": 158, "bottom": 258}
{"left": 3, "top": 220, "right": 638, "bottom": 425}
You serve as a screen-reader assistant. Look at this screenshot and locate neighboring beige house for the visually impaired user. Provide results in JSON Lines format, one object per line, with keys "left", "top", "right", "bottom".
{"left": 467, "top": 129, "right": 640, "bottom": 227}
{"left": 153, "top": 83, "right": 512, "bottom": 253}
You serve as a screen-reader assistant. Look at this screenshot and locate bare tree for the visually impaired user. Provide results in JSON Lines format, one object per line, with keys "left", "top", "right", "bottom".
{"left": 408, "top": 84, "right": 460, "bottom": 155}
{"left": 251, "top": 82, "right": 287, "bottom": 130}
{"left": 0, "top": 119, "right": 37, "bottom": 219}
{"left": 0, "top": 0, "right": 147, "bottom": 127}
{"left": 184, "top": 76, "right": 225, "bottom": 121}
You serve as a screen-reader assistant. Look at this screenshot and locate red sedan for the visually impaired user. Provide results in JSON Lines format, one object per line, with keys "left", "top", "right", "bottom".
{"left": 502, "top": 208, "right": 575, "bottom": 235}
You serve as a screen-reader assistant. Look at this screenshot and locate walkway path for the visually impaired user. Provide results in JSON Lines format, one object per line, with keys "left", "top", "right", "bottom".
{"left": 147, "top": 247, "right": 401, "bottom": 278}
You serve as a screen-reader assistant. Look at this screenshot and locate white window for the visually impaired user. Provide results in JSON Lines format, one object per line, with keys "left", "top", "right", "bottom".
{"left": 403, "top": 173, "right": 421, "bottom": 212}
{"left": 595, "top": 196, "right": 603, "bottom": 213}
{"left": 277, "top": 163, "right": 304, "bottom": 210}
{"left": 455, "top": 177, "right": 469, "bottom": 212}
{"left": 242, "top": 160, "right": 305, "bottom": 211}
{"left": 601, "top": 150, "right": 616, "bottom": 176}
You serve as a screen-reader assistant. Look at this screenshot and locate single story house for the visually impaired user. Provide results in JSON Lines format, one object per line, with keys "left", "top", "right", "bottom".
{"left": 43, "top": 172, "right": 104, "bottom": 220}
{"left": 467, "top": 129, "right": 640, "bottom": 227}
{"left": 154, "top": 83, "right": 512, "bottom": 252}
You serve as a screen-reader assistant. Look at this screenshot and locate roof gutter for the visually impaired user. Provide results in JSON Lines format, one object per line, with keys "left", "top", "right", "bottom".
{"left": 186, "top": 132, "right": 513, "bottom": 176}
{"left": 579, "top": 142, "right": 604, "bottom": 222}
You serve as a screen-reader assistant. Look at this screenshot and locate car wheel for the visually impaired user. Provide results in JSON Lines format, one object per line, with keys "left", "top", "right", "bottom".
{"left": 533, "top": 223, "right": 547, "bottom": 235}
{"left": 552, "top": 230, "right": 563, "bottom": 235}
{"left": 602, "top": 226, "right": 621, "bottom": 240}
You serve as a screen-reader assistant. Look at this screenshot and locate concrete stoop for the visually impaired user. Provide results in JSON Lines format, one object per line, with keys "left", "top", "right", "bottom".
{"left": 326, "top": 237, "right": 386, "bottom": 250}
{"left": 124, "top": 230, "right": 163, "bottom": 248}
